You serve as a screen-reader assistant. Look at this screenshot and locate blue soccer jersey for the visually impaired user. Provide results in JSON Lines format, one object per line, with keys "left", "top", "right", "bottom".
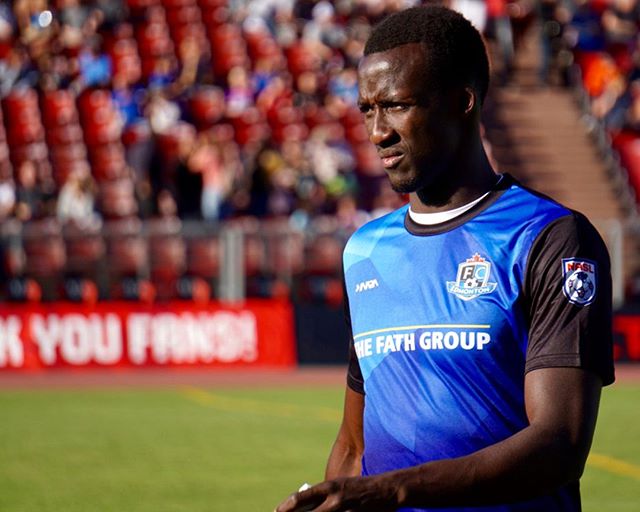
{"left": 343, "top": 175, "right": 614, "bottom": 512}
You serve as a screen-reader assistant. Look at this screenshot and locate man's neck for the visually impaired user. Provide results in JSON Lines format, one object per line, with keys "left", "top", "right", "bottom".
{"left": 409, "top": 146, "right": 497, "bottom": 214}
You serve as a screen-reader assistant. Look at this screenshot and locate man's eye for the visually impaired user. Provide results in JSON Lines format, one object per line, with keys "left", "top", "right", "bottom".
{"left": 358, "top": 105, "right": 370, "bottom": 114}
{"left": 389, "top": 104, "right": 408, "bottom": 111}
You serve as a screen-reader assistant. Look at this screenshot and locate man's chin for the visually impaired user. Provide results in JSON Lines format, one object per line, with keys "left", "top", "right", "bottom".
{"left": 388, "top": 176, "right": 420, "bottom": 194}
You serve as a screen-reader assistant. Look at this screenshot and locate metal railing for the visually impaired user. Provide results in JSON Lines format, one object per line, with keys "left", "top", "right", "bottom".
{"left": 0, "top": 216, "right": 636, "bottom": 306}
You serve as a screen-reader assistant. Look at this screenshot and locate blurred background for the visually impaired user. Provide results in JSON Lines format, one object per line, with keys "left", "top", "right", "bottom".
{"left": 0, "top": 0, "right": 640, "bottom": 363}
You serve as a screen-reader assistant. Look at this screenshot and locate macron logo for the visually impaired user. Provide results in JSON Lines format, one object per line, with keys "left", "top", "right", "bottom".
{"left": 355, "top": 279, "right": 379, "bottom": 293}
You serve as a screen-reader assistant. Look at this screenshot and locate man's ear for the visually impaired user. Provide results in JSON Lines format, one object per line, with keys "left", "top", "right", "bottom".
{"left": 463, "top": 87, "right": 476, "bottom": 115}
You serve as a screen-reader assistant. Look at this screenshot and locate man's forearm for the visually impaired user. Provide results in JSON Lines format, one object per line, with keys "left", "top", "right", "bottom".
{"left": 325, "top": 436, "right": 362, "bottom": 479}
{"left": 387, "top": 421, "right": 587, "bottom": 508}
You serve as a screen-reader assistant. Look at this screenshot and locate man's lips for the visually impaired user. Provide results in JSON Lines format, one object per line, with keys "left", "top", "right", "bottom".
{"left": 379, "top": 152, "right": 404, "bottom": 169}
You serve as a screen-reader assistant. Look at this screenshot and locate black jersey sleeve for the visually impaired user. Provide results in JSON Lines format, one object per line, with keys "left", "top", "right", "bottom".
{"left": 523, "top": 212, "right": 615, "bottom": 385}
{"left": 344, "top": 280, "right": 365, "bottom": 394}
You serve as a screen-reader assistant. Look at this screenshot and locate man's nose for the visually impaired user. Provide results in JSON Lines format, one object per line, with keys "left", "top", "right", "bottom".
{"left": 368, "top": 111, "right": 393, "bottom": 146}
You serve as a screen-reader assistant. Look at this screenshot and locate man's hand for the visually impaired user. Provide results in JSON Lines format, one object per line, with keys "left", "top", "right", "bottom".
{"left": 275, "top": 476, "right": 399, "bottom": 512}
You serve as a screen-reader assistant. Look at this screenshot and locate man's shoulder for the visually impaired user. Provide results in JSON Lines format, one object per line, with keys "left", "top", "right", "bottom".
{"left": 347, "top": 204, "right": 409, "bottom": 243}
{"left": 343, "top": 205, "right": 409, "bottom": 266}
{"left": 496, "top": 176, "right": 577, "bottom": 231}
{"left": 502, "top": 176, "right": 571, "bottom": 214}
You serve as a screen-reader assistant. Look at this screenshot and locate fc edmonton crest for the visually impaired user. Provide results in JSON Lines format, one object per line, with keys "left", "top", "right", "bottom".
{"left": 562, "top": 258, "right": 597, "bottom": 306}
{"left": 446, "top": 253, "right": 497, "bottom": 301}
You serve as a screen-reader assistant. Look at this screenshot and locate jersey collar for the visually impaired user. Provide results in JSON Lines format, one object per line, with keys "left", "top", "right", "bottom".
{"left": 404, "top": 173, "right": 515, "bottom": 236}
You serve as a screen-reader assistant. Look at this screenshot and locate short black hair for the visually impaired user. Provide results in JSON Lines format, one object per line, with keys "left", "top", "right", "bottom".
{"left": 364, "top": 6, "right": 490, "bottom": 104}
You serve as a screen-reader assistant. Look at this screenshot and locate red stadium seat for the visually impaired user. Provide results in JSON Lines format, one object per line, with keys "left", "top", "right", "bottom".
{"left": 63, "top": 223, "right": 106, "bottom": 290}
{"left": 170, "top": 23, "right": 207, "bottom": 48}
{"left": 187, "top": 236, "right": 220, "bottom": 279}
{"left": 162, "top": 0, "right": 197, "bottom": 8}
{"left": 104, "top": 218, "right": 148, "bottom": 275}
{"left": 23, "top": 219, "right": 67, "bottom": 279}
{"left": 3, "top": 90, "right": 46, "bottom": 148}
{"left": 154, "top": 121, "right": 197, "bottom": 161}
{"left": 201, "top": 5, "right": 229, "bottom": 28}
{"left": 228, "top": 108, "right": 270, "bottom": 146}
{"left": 78, "top": 90, "right": 123, "bottom": 149}
{"left": 45, "top": 124, "right": 84, "bottom": 146}
{"left": 90, "top": 142, "right": 127, "bottom": 171}
{"left": 166, "top": 4, "right": 201, "bottom": 25}
{"left": 188, "top": 86, "right": 225, "bottom": 129}
{"left": 104, "top": 219, "right": 156, "bottom": 301}
{"left": 109, "top": 39, "right": 143, "bottom": 81}
{"left": 199, "top": 0, "right": 228, "bottom": 12}
{"left": 49, "top": 143, "right": 88, "bottom": 168}
{"left": 148, "top": 218, "right": 187, "bottom": 299}
{"left": 137, "top": 22, "right": 174, "bottom": 58}
{"left": 285, "top": 43, "right": 321, "bottom": 78}
{"left": 99, "top": 179, "right": 139, "bottom": 218}
{"left": 9, "top": 142, "right": 49, "bottom": 167}
{"left": 2, "top": 88, "right": 39, "bottom": 118}
{"left": 52, "top": 159, "right": 91, "bottom": 187}
{"left": 41, "top": 90, "right": 79, "bottom": 127}
{"left": 127, "top": 0, "right": 160, "bottom": 6}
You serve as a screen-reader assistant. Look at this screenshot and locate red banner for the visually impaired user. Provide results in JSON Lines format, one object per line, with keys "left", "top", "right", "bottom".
{"left": 614, "top": 315, "right": 640, "bottom": 361}
{"left": 0, "top": 300, "right": 296, "bottom": 370}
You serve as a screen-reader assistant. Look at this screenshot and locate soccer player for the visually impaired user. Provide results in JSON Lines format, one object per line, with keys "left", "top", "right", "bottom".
{"left": 276, "top": 6, "right": 614, "bottom": 512}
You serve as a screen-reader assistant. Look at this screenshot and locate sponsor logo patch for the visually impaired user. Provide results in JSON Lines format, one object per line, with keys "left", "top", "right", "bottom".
{"left": 562, "top": 258, "right": 597, "bottom": 306}
{"left": 446, "top": 253, "right": 497, "bottom": 301}
{"left": 355, "top": 278, "right": 379, "bottom": 293}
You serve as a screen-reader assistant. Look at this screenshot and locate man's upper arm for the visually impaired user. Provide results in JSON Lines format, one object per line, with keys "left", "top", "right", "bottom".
{"left": 524, "top": 212, "right": 615, "bottom": 385}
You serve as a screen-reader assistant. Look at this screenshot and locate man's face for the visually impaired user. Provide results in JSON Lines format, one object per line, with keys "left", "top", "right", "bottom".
{"left": 357, "top": 43, "right": 461, "bottom": 194}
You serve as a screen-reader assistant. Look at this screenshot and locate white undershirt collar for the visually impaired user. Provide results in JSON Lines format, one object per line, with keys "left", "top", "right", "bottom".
{"left": 408, "top": 175, "right": 503, "bottom": 226}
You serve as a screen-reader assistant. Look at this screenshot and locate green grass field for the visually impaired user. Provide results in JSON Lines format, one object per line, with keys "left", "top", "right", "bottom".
{"left": 0, "top": 382, "right": 638, "bottom": 512}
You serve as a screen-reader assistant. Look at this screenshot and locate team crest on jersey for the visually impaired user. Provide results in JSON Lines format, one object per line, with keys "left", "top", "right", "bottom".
{"left": 446, "top": 253, "right": 497, "bottom": 301}
{"left": 562, "top": 258, "right": 597, "bottom": 306}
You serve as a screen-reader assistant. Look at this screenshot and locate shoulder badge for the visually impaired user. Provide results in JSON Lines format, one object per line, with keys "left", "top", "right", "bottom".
{"left": 446, "top": 253, "right": 497, "bottom": 301}
{"left": 562, "top": 258, "right": 597, "bottom": 306}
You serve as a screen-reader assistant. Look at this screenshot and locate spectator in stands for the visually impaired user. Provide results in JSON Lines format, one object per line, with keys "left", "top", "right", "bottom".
{"left": 225, "top": 66, "right": 254, "bottom": 117}
{"left": 621, "top": 79, "right": 640, "bottom": 132}
{"left": 112, "top": 72, "right": 146, "bottom": 128}
{"left": 0, "top": 176, "right": 15, "bottom": 221}
{"left": 146, "top": 90, "right": 181, "bottom": 135}
{"left": 175, "top": 135, "right": 204, "bottom": 220}
{"left": 93, "top": 0, "right": 127, "bottom": 30}
{"left": 302, "top": 1, "right": 345, "bottom": 50}
{"left": 2, "top": 242, "right": 41, "bottom": 302}
{"left": 38, "top": 51, "right": 73, "bottom": 91}
{"left": 486, "top": 0, "right": 514, "bottom": 82}
{"left": 148, "top": 54, "right": 178, "bottom": 91}
{"left": 253, "top": 56, "right": 281, "bottom": 96}
{"left": 13, "top": 0, "right": 53, "bottom": 47}
{"left": 0, "top": 1, "right": 16, "bottom": 48}
{"left": 156, "top": 188, "right": 178, "bottom": 219}
{"left": 72, "top": 36, "right": 111, "bottom": 92}
{"left": 328, "top": 68, "right": 359, "bottom": 106}
{"left": 56, "top": 166, "right": 99, "bottom": 225}
{"left": 0, "top": 46, "right": 39, "bottom": 95}
{"left": 335, "top": 193, "right": 369, "bottom": 232}
{"left": 602, "top": 0, "right": 640, "bottom": 54}
{"left": 14, "top": 160, "right": 41, "bottom": 221}
{"left": 564, "top": 0, "right": 605, "bottom": 55}
{"left": 57, "top": 0, "right": 97, "bottom": 50}
{"left": 168, "top": 36, "right": 209, "bottom": 97}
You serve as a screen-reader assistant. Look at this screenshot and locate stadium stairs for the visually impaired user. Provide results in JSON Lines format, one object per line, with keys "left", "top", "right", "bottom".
{"left": 483, "top": 25, "right": 640, "bottom": 305}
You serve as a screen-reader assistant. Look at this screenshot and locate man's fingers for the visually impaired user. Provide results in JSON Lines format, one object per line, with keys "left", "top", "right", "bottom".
{"left": 275, "top": 488, "right": 326, "bottom": 512}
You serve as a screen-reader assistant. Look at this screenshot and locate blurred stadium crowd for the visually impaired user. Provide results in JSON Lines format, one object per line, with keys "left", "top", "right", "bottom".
{"left": 0, "top": 0, "right": 638, "bottom": 304}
